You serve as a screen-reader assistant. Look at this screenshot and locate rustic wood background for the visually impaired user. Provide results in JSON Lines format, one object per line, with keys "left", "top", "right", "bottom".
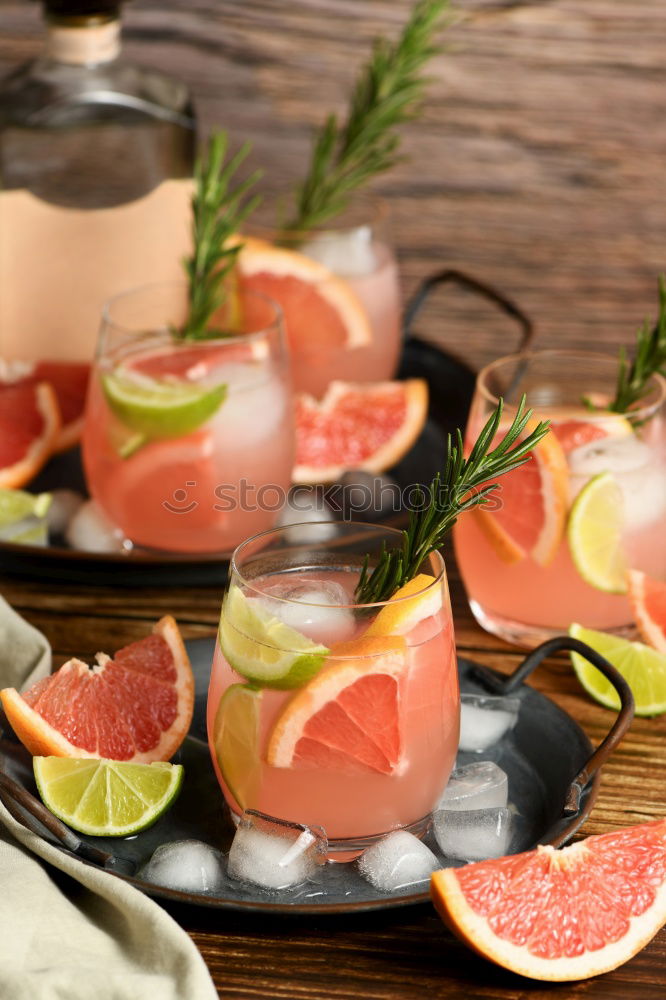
{"left": 2, "top": 0, "right": 665, "bottom": 372}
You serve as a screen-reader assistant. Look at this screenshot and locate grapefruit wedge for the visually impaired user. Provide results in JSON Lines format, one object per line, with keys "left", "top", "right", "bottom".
{"left": 473, "top": 423, "right": 569, "bottom": 566}
{"left": 266, "top": 635, "right": 408, "bottom": 774}
{"left": 1, "top": 616, "right": 194, "bottom": 762}
{"left": 628, "top": 569, "right": 666, "bottom": 653}
{"left": 431, "top": 819, "right": 666, "bottom": 981}
{"left": 0, "top": 381, "right": 61, "bottom": 490}
{"left": 1, "top": 359, "right": 90, "bottom": 455}
{"left": 237, "top": 236, "right": 372, "bottom": 355}
{"left": 294, "top": 379, "right": 428, "bottom": 483}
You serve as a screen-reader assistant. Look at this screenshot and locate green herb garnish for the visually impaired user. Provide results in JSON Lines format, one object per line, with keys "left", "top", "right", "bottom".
{"left": 282, "top": 0, "right": 449, "bottom": 234}
{"left": 608, "top": 275, "right": 666, "bottom": 413}
{"left": 179, "top": 131, "right": 261, "bottom": 340}
{"left": 354, "top": 397, "right": 550, "bottom": 604}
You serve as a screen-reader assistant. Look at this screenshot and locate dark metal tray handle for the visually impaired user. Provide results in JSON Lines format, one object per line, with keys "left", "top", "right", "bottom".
{"left": 470, "top": 636, "right": 635, "bottom": 828}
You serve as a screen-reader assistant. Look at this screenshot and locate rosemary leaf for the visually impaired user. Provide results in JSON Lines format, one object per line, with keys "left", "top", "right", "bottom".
{"left": 608, "top": 275, "right": 666, "bottom": 412}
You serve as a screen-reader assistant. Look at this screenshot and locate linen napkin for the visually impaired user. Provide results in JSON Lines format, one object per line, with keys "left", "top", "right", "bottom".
{"left": 0, "top": 594, "right": 218, "bottom": 1000}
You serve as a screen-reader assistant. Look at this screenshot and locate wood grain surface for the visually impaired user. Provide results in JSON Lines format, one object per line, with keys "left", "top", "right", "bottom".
{"left": 1, "top": 1, "right": 666, "bottom": 997}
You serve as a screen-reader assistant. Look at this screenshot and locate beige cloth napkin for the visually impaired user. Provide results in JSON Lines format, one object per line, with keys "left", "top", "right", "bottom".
{"left": 0, "top": 595, "right": 218, "bottom": 1000}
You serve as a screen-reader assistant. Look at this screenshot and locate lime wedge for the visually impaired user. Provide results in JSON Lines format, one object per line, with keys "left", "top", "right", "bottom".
{"left": 218, "top": 585, "right": 328, "bottom": 689}
{"left": 0, "top": 489, "right": 51, "bottom": 545}
{"left": 102, "top": 372, "right": 227, "bottom": 438}
{"left": 212, "top": 683, "right": 261, "bottom": 810}
{"left": 569, "top": 623, "right": 666, "bottom": 716}
{"left": 567, "top": 472, "right": 627, "bottom": 593}
{"left": 33, "top": 757, "right": 184, "bottom": 836}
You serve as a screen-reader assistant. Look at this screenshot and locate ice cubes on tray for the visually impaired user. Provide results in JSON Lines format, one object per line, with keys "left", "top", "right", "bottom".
{"left": 432, "top": 807, "right": 513, "bottom": 862}
{"left": 438, "top": 761, "right": 509, "bottom": 812}
{"left": 458, "top": 693, "right": 520, "bottom": 752}
{"left": 357, "top": 830, "right": 440, "bottom": 892}
{"left": 227, "top": 810, "right": 328, "bottom": 891}
{"left": 140, "top": 839, "right": 225, "bottom": 893}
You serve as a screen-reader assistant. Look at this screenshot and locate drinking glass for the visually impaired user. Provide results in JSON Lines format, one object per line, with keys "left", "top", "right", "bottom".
{"left": 453, "top": 349, "right": 666, "bottom": 647}
{"left": 82, "top": 282, "right": 294, "bottom": 553}
{"left": 244, "top": 199, "right": 402, "bottom": 397}
{"left": 207, "top": 522, "right": 458, "bottom": 856}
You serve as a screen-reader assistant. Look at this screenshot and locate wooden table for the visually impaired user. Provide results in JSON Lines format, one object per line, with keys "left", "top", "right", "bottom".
{"left": 2, "top": 0, "right": 666, "bottom": 995}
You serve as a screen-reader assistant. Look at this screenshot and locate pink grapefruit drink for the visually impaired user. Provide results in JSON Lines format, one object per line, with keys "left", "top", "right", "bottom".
{"left": 453, "top": 350, "right": 666, "bottom": 647}
{"left": 238, "top": 202, "right": 402, "bottom": 398}
{"left": 207, "top": 523, "right": 459, "bottom": 854}
{"left": 82, "top": 283, "right": 294, "bottom": 553}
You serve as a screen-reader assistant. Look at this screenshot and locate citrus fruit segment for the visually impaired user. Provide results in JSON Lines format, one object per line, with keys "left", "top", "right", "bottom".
{"left": 33, "top": 756, "right": 183, "bottom": 837}
{"left": 431, "top": 819, "right": 666, "bottom": 982}
{"left": 0, "top": 381, "right": 61, "bottom": 489}
{"left": 567, "top": 472, "right": 627, "bottom": 593}
{"left": 0, "top": 616, "right": 194, "bottom": 761}
{"left": 101, "top": 372, "right": 227, "bottom": 439}
{"left": 364, "top": 574, "right": 442, "bottom": 637}
{"left": 266, "top": 635, "right": 408, "bottom": 774}
{"left": 31, "top": 361, "right": 91, "bottom": 453}
{"left": 212, "top": 683, "right": 262, "bottom": 810}
{"left": 473, "top": 423, "right": 569, "bottom": 567}
{"left": 550, "top": 412, "right": 633, "bottom": 453}
{"left": 568, "top": 623, "right": 666, "bottom": 716}
{"left": 237, "top": 236, "right": 372, "bottom": 353}
{"left": 0, "top": 488, "right": 51, "bottom": 544}
{"left": 293, "top": 378, "right": 428, "bottom": 483}
{"left": 627, "top": 569, "right": 666, "bottom": 653}
{"left": 218, "top": 586, "right": 329, "bottom": 689}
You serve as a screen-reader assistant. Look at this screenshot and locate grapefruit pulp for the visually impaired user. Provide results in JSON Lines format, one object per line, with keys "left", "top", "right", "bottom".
{"left": 431, "top": 819, "right": 666, "bottom": 981}
{"left": 628, "top": 569, "right": 666, "bottom": 653}
{"left": 1, "top": 359, "right": 90, "bottom": 455}
{"left": 266, "top": 635, "right": 408, "bottom": 774}
{"left": 0, "top": 616, "right": 194, "bottom": 762}
{"left": 293, "top": 379, "right": 428, "bottom": 483}
{"left": 0, "top": 381, "right": 61, "bottom": 490}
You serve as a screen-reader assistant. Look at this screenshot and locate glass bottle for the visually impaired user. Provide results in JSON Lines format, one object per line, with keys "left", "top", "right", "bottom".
{"left": 0, "top": 0, "right": 197, "bottom": 361}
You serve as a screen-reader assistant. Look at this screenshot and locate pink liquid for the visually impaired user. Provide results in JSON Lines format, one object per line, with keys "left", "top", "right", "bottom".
{"left": 82, "top": 339, "right": 294, "bottom": 553}
{"left": 206, "top": 569, "right": 459, "bottom": 845}
{"left": 291, "top": 243, "right": 402, "bottom": 398}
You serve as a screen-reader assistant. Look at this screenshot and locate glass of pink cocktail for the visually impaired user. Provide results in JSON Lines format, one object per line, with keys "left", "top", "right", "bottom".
{"left": 207, "top": 522, "right": 458, "bottom": 855}
{"left": 453, "top": 349, "right": 666, "bottom": 647}
{"left": 82, "top": 282, "right": 294, "bottom": 553}
{"left": 240, "top": 200, "right": 402, "bottom": 398}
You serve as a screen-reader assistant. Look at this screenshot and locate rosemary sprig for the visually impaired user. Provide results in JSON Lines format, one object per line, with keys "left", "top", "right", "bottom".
{"left": 354, "top": 397, "right": 550, "bottom": 604}
{"left": 608, "top": 276, "right": 666, "bottom": 413}
{"left": 179, "top": 131, "right": 262, "bottom": 340}
{"left": 282, "top": 0, "right": 449, "bottom": 234}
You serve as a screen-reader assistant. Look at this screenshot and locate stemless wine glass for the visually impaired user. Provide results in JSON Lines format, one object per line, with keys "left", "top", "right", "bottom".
{"left": 243, "top": 199, "right": 402, "bottom": 397}
{"left": 207, "top": 522, "right": 458, "bottom": 856}
{"left": 453, "top": 349, "right": 666, "bottom": 647}
{"left": 82, "top": 282, "right": 294, "bottom": 553}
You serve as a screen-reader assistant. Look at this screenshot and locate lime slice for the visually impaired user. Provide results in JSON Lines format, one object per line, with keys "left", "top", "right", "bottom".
{"left": 33, "top": 757, "right": 184, "bottom": 836}
{"left": 567, "top": 472, "right": 627, "bottom": 593}
{"left": 212, "top": 683, "right": 261, "bottom": 810}
{"left": 0, "top": 489, "right": 51, "bottom": 545}
{"left": 569, "top": 623, "right": 666, "bottom": 716}
{"left": 102, "top": 372, "right": 227, "bottom": 438}
{"left": 218, "top": 585, "right": 328, "bottom": 689}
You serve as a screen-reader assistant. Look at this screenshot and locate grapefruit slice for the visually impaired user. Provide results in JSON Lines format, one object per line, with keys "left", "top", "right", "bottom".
{"left": 0, "top": 381, "right": 61, "bottom": 490}
{"left": 294, "top": 379, "right": 428, "bottom": 483}
{"left": 628, "top": 569, "right": 666, "bottom": 653}
{"left": 237, "top": 236, "right": 372, "bottom": 355}
{"left": 364, "top": 574, "right": 442, "bottom": 637}
{"left": 550, "top": 412, "right": 632, "bottom": 453}
{"left": 431, "top": 819, "right": 666, "bottom": 982}
{"left": 1, "top": 360, "right": 90, "bottom": 454}
{"left": 266, "top": 635, "right": 408, "bottom": 774}
{"left": 0, "top": 616, "right": 194, "bottom": 762}
{"left": 473, "top": 423, "right": 569, "bottom": 566}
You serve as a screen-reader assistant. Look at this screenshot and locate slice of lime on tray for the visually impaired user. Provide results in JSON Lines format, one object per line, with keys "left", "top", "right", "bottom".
{"left": 33, "top": 757, "right": 184, "bottom": 836}
{"left": 218, "top": 586, "right": 328, "bottom": 689}
{"left": 102, "top": 372, "right": 227, "bottom": 438}
{"left": 0, "top": 488, "right": 51, "bottom": 544}
{"left": 569, "top": 623, "right": 666, "bottom": 716}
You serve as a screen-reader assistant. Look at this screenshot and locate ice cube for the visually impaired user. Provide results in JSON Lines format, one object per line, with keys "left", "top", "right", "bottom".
{"left": 357, "top": 830, "right": 440, "bottom": 892}
{"left": 300, "top": 226, "right": 377, "bottom": 277}
{"left": 269, "top": 581, "right": 356, "bottom": 643}
{"left": 65, "top": 500, "right": 132, "bottom": 553}
{"left": 277, "top": 488, "right": 338, "bottom": 544}
{"left": 212, "top": 365, "right": 288, "bottom": 448}
{"left": 458, "top": 694, "right": 520, "bottom": 752}
{"left": 140, "top": 839, "right": 225, "bottom": 893}
{"left": 568, "top": 435, "right": 666, "bottom": 529}
{"left": 438, "top": 761, "right": 509, "bottom": 812}
{"left": 227, "top": 810, "right": 327, "bottom": 891}
{"left": 433, "top": 807, "right": 513, "bottom": 862}
{"left": 46, "top": 489, "right": 85, "bottom": 536}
